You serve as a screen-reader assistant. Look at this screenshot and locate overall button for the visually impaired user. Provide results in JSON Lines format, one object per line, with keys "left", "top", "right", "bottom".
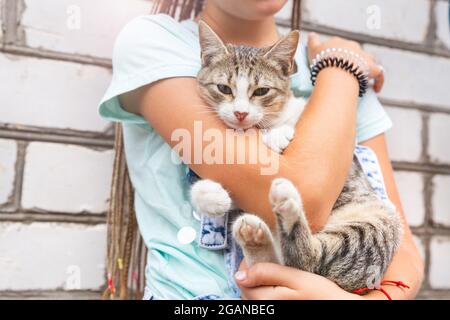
{"left": 177, "top": 226, "right": 197, "bottom": 245}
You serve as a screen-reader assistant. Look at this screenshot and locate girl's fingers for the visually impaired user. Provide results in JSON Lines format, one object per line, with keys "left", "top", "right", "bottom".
{"left": 367, "top": 60, "right": 385, "bottom": 92}
{"left": 373, "top": 66, "right": 385, "bottom": 93}
{"left": 306, "top": 34, "right": 386, "bottom": 92}
{"left": 235, "top": 262, "right": 302, "bottom": 288}
{"left": 308, "top": 32, "right": 321, "bottom": 47}
{"left": 307, "top": 32, "right": 321, "bottom": 57}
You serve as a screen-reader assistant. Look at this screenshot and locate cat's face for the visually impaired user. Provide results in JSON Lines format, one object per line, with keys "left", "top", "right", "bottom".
{"left": 197, "top": 22, "right": 299, "bottom": 130}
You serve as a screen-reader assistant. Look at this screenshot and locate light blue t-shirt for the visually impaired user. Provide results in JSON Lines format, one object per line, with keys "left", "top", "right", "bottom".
{"left": 99, "top": 14, "right": 392, "bottom": 299}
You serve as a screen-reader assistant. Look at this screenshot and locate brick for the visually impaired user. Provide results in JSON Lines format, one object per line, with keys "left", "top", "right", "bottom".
{"left": 394, "top": 171, "right": 425, "bottom": 227}
{"left": 0, "top": 53, "right": 111, "bottom": 132}
{"left": 385, "top": 107, "right": 422, "bottom": 162}
{"left": 435, "top": 0, "right": 450, "bottom": 49}
{"left": 432, "top": 174, "right": 450, "bottom": 227}
{"left": 0, "top": 139, "right": 17, "bottom": 206}
{"left": 302, "top": 0, "right": 429, "bottom": 43}
{"left": 364, "top": 45, "right": 450, "bottom": 109}
{"left": 429, "top": 113, "right": 450, "bottom": 164}
{"left": 22, "top": 142, "right": 113, "bottom": 214}
{"left": 21, "top": 0, "right": 151, "bottom": 59}
{"left": 429, "top": 237, "right": 450, "bottom": 289}
{"left": 0, "top": 222, "right": 106, "bottom": 290}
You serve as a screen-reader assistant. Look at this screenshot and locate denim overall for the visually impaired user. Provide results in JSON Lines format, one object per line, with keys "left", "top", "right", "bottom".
{"left": 143, "top": 145, "right": 394, "bottom": 300}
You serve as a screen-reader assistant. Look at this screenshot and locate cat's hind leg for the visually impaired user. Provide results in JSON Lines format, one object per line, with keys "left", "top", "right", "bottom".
{"left": 190, "top": 179, "right": 232, "bottom": 217}
{"left": 232, "top": 214, "right": 282, "bottom": 266}
{"left": 269, "top": 178, "right": 318, "bottom": 272}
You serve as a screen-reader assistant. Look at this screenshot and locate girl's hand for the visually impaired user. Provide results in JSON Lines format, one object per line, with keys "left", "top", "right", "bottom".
{"left": 307, "top": 32, "right": 385, "bottom": 93}
{"left": 235, "top": 262, "right": 363, "bottom": 300}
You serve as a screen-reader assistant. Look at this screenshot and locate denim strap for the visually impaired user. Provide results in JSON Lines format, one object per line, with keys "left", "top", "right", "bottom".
{"left": 354, "top": 145, "right": 396, "bottom": 210}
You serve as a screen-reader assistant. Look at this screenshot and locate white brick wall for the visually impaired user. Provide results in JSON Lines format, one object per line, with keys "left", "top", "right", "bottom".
{"left": 429, "top": 113, "right": 450, "bottom": 164}
{"left": 436, "top": 1, "right": 450, "bottom": 49}
{"left": 385, "top": 107, "right": 423, "bottom": 162}
{"left": 0, "top": 139, "right": 17, "bottom": 205}
{"left": 432, "top": 174, "right": 450, "bottom": 227}
{"left": 1, "top": 0, "right": 449, "bottom": 299}
{"left": 0, "top": 53, "right": 111, "bottom": 132}
{"left": 0, "top": 222, "right": 106, "bottom": 290}
{"left": 429, "top": 237, "right": 450, "bottom": 289}
{"left": 22, "top": 142, "right": 113, "bottom": 214}
{"left": 302, "top": 0, "right": 430, "bottom": 43}
{"left": 22, "top": 0, "right": 151, "bottom": 59}
{"left": 395, "top": 171, "right": 425, "bottom": 227}
{"left": 364, "top": 44, "right": 450, "bottom": 109}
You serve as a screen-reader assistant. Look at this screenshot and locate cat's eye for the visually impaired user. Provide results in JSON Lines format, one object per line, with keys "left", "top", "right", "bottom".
{"left": 252, "top": 87, "right": 270, "bottom": 97}
{"left": 217, "top": 84, "right": 232, "bottom": 95}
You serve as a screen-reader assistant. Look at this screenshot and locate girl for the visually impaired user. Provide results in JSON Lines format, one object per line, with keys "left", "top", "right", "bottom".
{"left": 99, "top": 0, "right": 423, "bottom": 299}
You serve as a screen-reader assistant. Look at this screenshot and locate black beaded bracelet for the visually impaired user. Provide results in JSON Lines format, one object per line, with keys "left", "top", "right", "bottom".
{"left": 310, "top": 57, "right": 369, "bottom": 97}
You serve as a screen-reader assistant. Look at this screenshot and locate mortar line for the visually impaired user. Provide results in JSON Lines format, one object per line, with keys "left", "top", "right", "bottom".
{"left": 0, "top": 211, "right": 106, "bottom": 225}
{"left": 422, "top": 113, "right": 431, "bottom": 164}
{"left": 0, "top": 44, "right": 112, "bottom": 68}
{"left": 392, "top": 162, "right": 450, "bottom": 175}
{"left": 276, "top": 19, "right": 450, "bottom": 58}
{"left": 0, "top": 127, "right": 114, "bottom": 149}
{"left": 0, "top": 123, "right": 114, "bottom": 139}
{"left": 380, "top": 99, "right": 450, "bottom": 116}
{"left": 12, "top": 141, "right": 26, "bottom": 211}
{"left": 421, "top": 234, "right": 432, "bottom": 291}
{"left": 3, "top": 0, "right": 18, "bottom": 44}
{"left": 0, "top": 290, "right": 102, "bottom": 299}
{"left": 425, "top": 0, "right": 438, "bottom": 46}
{"left": 421, "top": 173, "right": 434, "bottom": 291}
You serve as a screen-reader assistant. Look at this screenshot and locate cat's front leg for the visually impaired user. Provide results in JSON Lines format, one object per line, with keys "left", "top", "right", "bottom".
{"left": 232, "top": 214, "right": 282, "bottom": 266}
{"left": 261, "top": 124, "right": 295, "bottom": 154}
{"left": 190, "top": 179, "right": 233, "bottom": 217}
{"left": 269, "top": 178, "right": 317, "bottom": 272}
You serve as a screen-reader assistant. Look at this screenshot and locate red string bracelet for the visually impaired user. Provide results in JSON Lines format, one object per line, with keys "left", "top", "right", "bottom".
{"left": 107, "top": 275, "right": 116, "bottom": 297}
{"left": 352, "top": 280, "right": 410, "bottom": 300}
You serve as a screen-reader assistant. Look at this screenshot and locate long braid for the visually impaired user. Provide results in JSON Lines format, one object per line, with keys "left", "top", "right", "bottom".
{"left": 292, "top": 0, "right": 302, "bottom": 30}
{"left": 103, "top": 0, "right": 302, "bottom": 300}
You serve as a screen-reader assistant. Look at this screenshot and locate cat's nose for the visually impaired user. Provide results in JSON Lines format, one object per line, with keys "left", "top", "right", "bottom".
{"left": 234, "top": 111, "right": 248, "bottom": 122}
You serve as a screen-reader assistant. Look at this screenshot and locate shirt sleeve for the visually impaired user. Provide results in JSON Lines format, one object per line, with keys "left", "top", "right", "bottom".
{"left": 98, "top": 14, "right": 201, "bottom": 123}
{"left": 355, "top": 88, "right": 393, "bottom": 143}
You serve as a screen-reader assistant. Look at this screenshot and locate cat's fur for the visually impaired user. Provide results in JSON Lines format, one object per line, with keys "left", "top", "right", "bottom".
{"left": 191, "top": 21, "right": 402, "bottom": 291}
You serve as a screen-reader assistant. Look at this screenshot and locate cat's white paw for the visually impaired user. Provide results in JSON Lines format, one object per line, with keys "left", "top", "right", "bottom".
{"left": 232, "top": 214, "right": 272, "bottom": 248}
{"left": 269, "top": 178, "right": 303, "bottom": 231}
{"left": 269, "top": 178, "right": 301, "bottom": 207}
{"left": 190, "top": 179, "right": 232, "bottom": 217}
{"left": 261, "top": 125, "right": 295, "bottom": 154}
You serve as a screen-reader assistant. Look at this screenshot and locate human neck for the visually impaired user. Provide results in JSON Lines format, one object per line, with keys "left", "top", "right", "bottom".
{"left": 198, "top": 2, "right": 280, "bottom": 48}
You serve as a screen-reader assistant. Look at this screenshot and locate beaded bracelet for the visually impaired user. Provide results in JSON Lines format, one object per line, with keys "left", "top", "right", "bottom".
{"left": 310, "top": 48, "right": 369, "bottom": 97}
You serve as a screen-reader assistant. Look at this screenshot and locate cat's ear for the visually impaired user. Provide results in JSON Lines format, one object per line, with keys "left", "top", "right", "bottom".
{"left": 198, "top": 20, "right": 229, "bottom": 66}
{"left": 264, "top": 30, "right": 300, "bottom": 75}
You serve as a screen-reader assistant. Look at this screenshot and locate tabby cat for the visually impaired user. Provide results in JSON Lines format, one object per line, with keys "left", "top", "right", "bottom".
{"left": 190, "top": 21, "right": 402, "bottom": 291}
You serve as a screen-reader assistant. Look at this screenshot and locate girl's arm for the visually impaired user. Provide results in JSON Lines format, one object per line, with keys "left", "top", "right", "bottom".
{"left": 235, "top": 134, "right": 424, "bottom": 300}
{"left": 120, "top": 36, "right": 382, "bottom": 231}
{"left": 121, "top": 66, "right": 358, "bottom": 231}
